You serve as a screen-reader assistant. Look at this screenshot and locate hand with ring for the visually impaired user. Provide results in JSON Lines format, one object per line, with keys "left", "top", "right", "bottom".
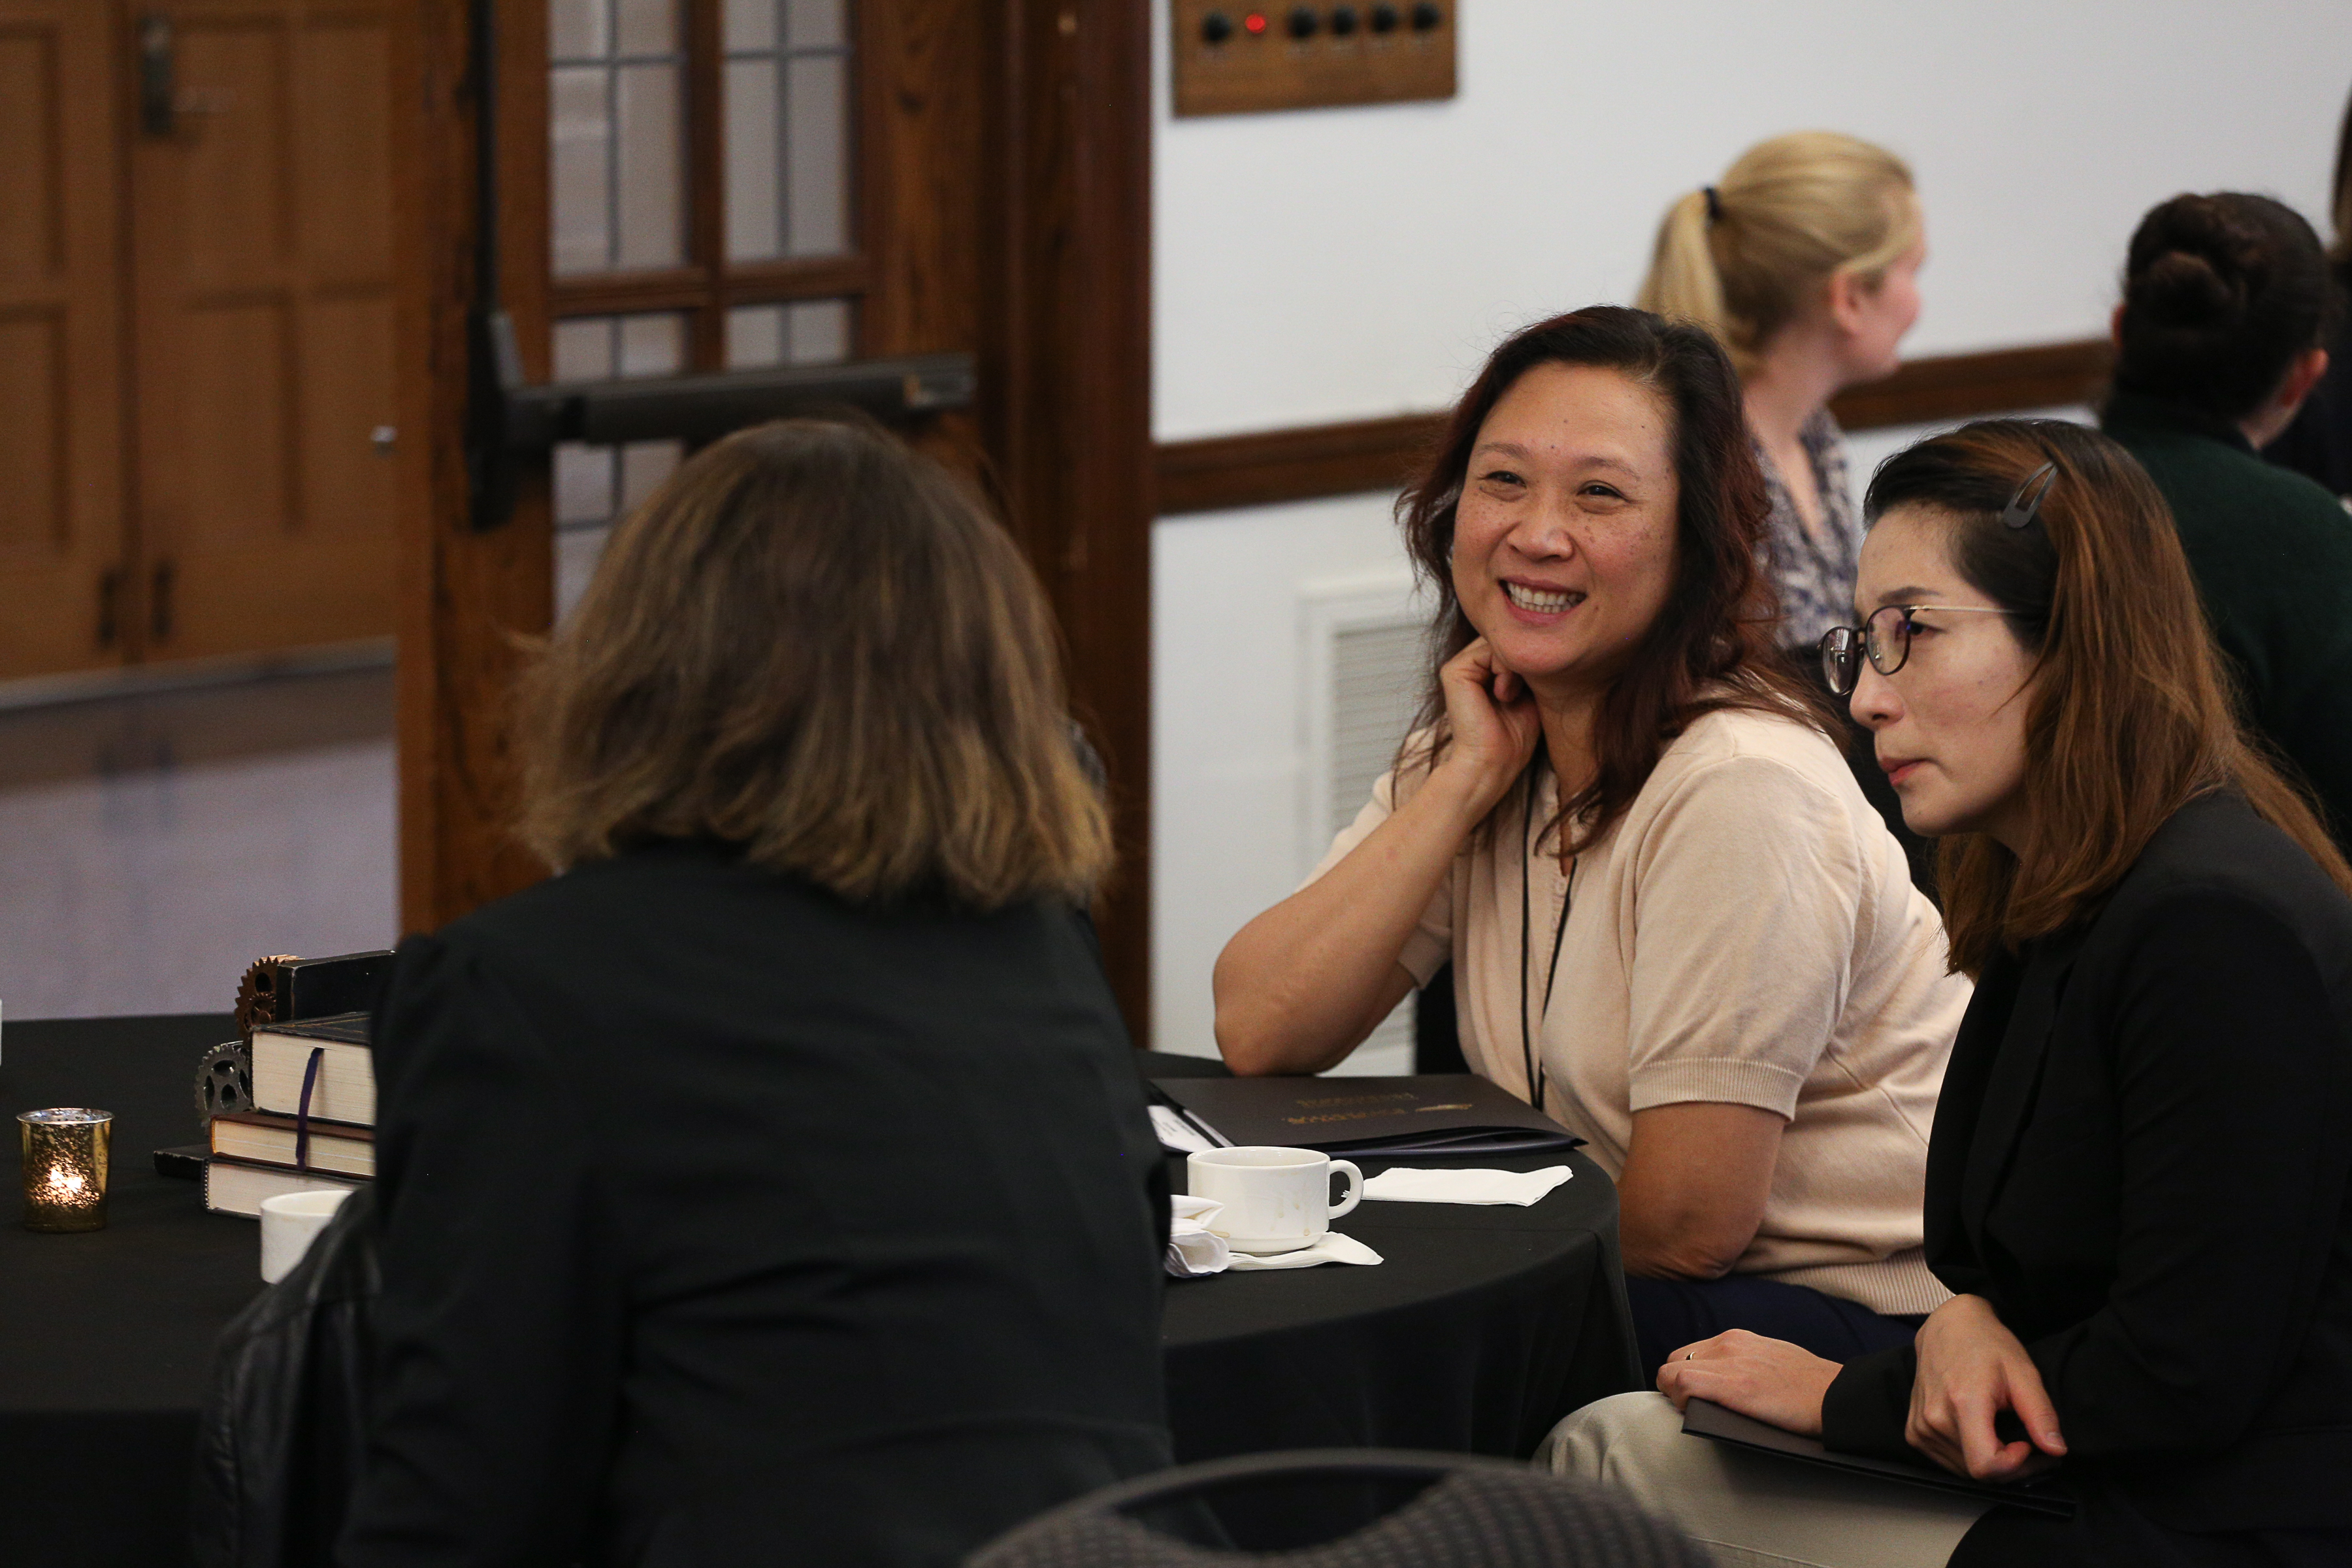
{"left": 1655, "top": 1329, "right": 1842, "bottom": 1437}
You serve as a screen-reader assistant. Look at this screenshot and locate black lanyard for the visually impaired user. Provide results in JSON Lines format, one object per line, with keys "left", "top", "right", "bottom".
{"left": 1518, "top": 774, "right": 1575, "bottom": 1114}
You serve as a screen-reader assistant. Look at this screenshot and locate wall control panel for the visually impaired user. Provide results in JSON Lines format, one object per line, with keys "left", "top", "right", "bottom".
{"left": 1171, "top": 3, "right": 1456, "bottom": 118}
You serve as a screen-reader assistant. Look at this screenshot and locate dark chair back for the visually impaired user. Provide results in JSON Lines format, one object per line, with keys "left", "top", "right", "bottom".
{"left": 967, "top": 1448, "right": 1709, "bottom": 1567}
{"left": 189, "top": 1185, "right": 380, "bottom": 1568}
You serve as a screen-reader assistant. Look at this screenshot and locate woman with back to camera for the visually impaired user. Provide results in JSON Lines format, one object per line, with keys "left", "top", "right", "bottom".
{"left": 2102, "top": 191, "right": 2352, "bottom": 849}
{"left": 1639, "top": 130, "right": 1932, "bottom": 882}
{"left": 2262, "top": 88, "right": 2352, "bottom": 498}
{"left": 1548, "top": 420, "right": 2352, "bottom": 1568}
{"left": 338, "top": 421, "right": 1171, "bottom": 1568}
{"left": 1215, "top": 306, "right": 1970, "bottom": 1381}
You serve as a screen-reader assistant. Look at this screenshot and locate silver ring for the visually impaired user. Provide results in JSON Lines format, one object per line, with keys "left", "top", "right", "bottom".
{"left": 1685, "top": 1351, "right": 1695, "bottom": 1360}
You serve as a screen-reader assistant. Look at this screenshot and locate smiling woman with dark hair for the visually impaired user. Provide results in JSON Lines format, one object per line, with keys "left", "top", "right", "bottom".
{"left": 1214, "top": 306, "right": 1968, "bottom": 1379}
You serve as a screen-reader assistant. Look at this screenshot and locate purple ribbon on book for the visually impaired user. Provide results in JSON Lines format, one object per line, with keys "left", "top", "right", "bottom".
{"left": 294, "top": 1045, "right": 325, "bottom": 1174}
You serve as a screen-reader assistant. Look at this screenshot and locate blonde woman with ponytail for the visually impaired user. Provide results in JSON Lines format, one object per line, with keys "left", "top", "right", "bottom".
{"left": 1638, "top": 132, "right": 1925, "bottom": 653}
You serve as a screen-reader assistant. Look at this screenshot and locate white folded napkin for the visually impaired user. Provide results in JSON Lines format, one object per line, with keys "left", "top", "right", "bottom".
{"left": 1167, "top": 1194, "right": 1232, "bottom": 1277}
{"left": 1164, "top": 1196, "right": 1382, "bottom": 1274}
{"left": 1361, "top": 1166, "right": 1574, "bottom": 1207}
{"left": 1226, "top": 1231, "right": 1383, "bottom": 1271}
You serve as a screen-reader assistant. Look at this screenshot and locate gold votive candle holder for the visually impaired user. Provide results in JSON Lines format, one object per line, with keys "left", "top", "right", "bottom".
{"left": 19, "top": 1108, "right": 112, "bottom": 1232}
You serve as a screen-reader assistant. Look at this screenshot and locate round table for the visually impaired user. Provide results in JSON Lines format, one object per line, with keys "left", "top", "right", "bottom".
{"left": 0, "top": 1021, "right": 1637, "bottom": 1567}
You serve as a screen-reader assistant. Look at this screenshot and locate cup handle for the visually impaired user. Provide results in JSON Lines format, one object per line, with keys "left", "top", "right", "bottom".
{"left": 1328, "top": 1160, "right": 1363, "bottom": 1220}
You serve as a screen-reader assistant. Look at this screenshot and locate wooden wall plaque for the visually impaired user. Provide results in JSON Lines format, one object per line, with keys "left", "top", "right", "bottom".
{"left": 1171, "top": 1, "right": 1456, "bottom": 118}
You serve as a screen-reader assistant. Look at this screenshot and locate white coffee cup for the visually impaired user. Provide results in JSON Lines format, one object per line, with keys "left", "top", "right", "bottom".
{"left": 259, "top": 1188, "right": 353, "bottom": 1283}
{"left": 1185, "top": 1146, "right": 1363, "bottom": 1255}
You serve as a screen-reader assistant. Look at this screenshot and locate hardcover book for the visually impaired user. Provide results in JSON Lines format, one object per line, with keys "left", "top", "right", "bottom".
{"left": 210, "top": 1110, "right": 375, "bottom": 1179}
{"left": 252, "top": 1013, "right": 376, "bottom": 1127}
{"left": 203, "top": 1157, "right": 367, "bottom": 1219}
{"left": 1149, "top": 1073, "right": 1582, "bottom": 1156}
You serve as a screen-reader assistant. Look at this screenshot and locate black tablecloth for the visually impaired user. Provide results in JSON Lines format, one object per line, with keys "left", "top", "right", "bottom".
{"left": 1, "top": 1024, "right": 1638, "bottom": 1566}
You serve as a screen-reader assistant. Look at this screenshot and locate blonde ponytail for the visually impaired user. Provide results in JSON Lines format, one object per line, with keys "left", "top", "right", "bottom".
{"left": 1635, "top": 189, "right": 1727, "bottom": 347}
{"left": 1635, "top": 131, "right": 1919, "bottom": 377}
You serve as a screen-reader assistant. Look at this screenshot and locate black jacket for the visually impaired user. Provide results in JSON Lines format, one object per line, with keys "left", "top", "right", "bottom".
{"left": 1823, "top": 795, "right": 2352, "bottom": 1562}
{"left": 335, "top": 841, "right": 1173, "bottom": 1568}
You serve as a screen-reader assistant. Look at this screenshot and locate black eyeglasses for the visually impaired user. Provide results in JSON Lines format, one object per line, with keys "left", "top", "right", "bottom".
{"left": 1820, "top": 463, "right": 2055, "bottom": 696}
{"left": 1818, "top": 605, "right": 2013, "bottom": 696}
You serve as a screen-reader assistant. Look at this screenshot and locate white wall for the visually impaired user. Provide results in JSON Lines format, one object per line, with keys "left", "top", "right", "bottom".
{"left": 1149, "top": 1, "right": 2352, "bottom": 1055}
{"left": 1154, "top": 0, "right": 2352, "bottom": 441}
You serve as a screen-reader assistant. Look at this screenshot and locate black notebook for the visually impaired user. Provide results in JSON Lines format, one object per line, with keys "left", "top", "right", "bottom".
{"left": 1149, "top": 1073, "right": 1582, "bottom": 1157}
{"left": 1681, "top": 1397, "right": 2074, "bottom": 1518}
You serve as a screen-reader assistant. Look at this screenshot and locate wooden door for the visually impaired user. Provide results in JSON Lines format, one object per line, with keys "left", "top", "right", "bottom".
{"left": 128, "top": 0, "right": 399, "bottom": 661}
{"left": 0, "top": 2, "right": 130, "bottom": 679}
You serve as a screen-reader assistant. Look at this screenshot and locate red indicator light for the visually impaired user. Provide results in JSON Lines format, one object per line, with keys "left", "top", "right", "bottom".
{"left": 1243, "top": 11, "right": 1268, "bottom": 33}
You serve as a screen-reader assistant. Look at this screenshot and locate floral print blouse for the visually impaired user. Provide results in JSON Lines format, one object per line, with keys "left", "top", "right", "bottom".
{"left": 1756, "top": 409, "right": 1863, "bottom": 650}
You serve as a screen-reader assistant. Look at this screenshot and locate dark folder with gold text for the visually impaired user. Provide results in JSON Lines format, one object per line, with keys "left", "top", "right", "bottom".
{"left": 1149, "top": 1073, "right": 1582, "bottom": 1156}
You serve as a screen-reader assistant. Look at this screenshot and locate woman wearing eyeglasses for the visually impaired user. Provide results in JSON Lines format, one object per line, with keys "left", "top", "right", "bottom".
{"left": 1544, "top": 419, "right": 2352, "bottom": 1568}
{"left": 1216, "top": 307, "right": 1968, "bottom": 1383}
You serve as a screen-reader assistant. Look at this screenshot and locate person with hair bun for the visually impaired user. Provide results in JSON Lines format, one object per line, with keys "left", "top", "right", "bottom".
{"left": 1544, "top": 418, "right": 2352, "bottom": 1568}
{"left": 2102, "top": 192, "right": 2352, "bottom": 847}
{"left": 1637, "top": 131, "right": 1925, "bottom": 655}
{"left": 1639, "top": 132, "right": 1933, "bottom": 887}
{"left": 2262, "top": 88, "right": 2352, "bottom": 497}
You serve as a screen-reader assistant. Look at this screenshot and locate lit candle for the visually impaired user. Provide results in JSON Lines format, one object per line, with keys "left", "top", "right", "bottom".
{"left": 19, "top": 1109, "right": 112, "bottom": 1232}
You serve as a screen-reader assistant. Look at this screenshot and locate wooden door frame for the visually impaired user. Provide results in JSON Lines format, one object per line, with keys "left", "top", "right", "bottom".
{"left": 392, "top": 0, "right": 1157, "bottom": 1037}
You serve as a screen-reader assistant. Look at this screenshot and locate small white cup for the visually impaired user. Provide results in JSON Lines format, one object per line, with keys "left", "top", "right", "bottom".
{"left": 259, "top": 1188, "right": 353, "bottom": 1283}
{"left": 1185, "top": 1146, "right": 1363, "bottom": 1255}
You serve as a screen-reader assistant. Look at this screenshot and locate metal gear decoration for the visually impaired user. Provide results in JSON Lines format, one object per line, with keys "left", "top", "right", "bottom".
{"left": 234, "top": 954, "right": 299, "bottom": 1039}
{"left": 194, "top": 1039, "right": 255, "bottom": 1128}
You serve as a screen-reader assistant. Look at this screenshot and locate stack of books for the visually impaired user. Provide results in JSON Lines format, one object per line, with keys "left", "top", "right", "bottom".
{"left": 203, "top": 1011, "right": 377, "bottom": 1217}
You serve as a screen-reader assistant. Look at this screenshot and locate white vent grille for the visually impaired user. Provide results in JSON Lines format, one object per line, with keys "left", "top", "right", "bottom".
{"left": 1301, "top": 575, "right": 1430, "bottom": 1076}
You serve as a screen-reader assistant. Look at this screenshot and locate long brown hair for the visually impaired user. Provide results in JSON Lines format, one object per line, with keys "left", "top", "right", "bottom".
{"left": 1865, "top": 419, "right": 2352, "bottom": 974}
{"left": 1398, "top": 305, "right": 1833, "bottom": 854}
{"left": 518, "top": 418, "right": 1112, "bottom": 908}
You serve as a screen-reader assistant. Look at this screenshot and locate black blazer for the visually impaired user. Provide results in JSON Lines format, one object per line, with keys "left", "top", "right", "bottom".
{"left": 1823, "top": 795, "right": 2352, "bottom": 1560}
{"left": 336, "top": 841, "right": 1173, "bottom": 1568}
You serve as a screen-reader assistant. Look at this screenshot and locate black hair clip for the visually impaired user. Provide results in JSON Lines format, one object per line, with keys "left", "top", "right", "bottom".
{"left": 2002, "top": 462, "right": 2057, "bottom": 531}
{"left": 1702, "top": 185, "right": 1723, "bottom": 224}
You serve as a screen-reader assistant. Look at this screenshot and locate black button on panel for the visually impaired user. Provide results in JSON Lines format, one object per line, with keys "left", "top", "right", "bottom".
{"left": 1288, "top": 5, "right": 1318, "bottom": 39}
{"left": 1330, "top": 5, "right": 1360, "bottom": 35}
{"left": 1369, "top": 2, "right": 1399, "bottom": 31}
{"left": 1411, "top": 1, "right": 1443, "bottom": 29}
{"left": 1201, "top": 9, "right": 1233, "bottom": 42}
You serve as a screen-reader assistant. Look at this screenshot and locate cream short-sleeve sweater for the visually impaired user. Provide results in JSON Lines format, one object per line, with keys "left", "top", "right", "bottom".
{"left": 1310, "top": 706, "right": 1969, "bottom": 1316}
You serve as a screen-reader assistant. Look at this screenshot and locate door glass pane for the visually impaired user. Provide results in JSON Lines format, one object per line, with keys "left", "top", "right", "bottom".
{"left": 783, "top": 52, "right": 847, "bottom": 257}
{"left": 549, "top": 0, "right": 685, "bottom": 276}
{"left": 785, "top": 0, "right": 846, "bottom": 50}
{"left": 725, "top": 297, "right": 853, "bottom": 368}
{"left": 552, "top": 312, "right": 687, "bottom": 619}
{"left": 723, "top": 0, "right": 774, "bottom": 50}
{"left": 614, "top": 61, "right": 684, "bottom": 269}
{"left": 723, "top": 0, "right": 854, "bottom": 261}
{"left": 549, "top": 67, "right": 612, "bottom": 276}
{"left": 549, "top": 0, "right": 608, "bottom": 61}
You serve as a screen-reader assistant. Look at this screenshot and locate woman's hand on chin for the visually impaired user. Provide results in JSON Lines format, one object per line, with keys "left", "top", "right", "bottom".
{"left": 1655, "top": 1329, "right": 1839, "bottom": 1437}
{"left": 1433, "top": 636, "right": 1544, "bottom": 815}
{"left": 1906, "top": 1294, "right": 2066, "bottom": 1482}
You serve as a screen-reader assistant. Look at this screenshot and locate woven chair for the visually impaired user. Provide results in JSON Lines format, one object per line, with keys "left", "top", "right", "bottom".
{"left": 966, "top": 1448, "right": 1711, "bottom": 1568}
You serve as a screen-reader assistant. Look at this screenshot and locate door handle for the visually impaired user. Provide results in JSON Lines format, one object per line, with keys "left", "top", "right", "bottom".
{"left": 97, "top": 568, "right": 125, "bottom": 648}
{"left": 150, "top": 559, "right": 176, "bottom": 644}
{"left": 139, "top": 14, "right": 174, "bottom": 137}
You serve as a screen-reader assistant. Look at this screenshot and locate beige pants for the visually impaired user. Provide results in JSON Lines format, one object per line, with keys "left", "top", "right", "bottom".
{"left": 1539, "top": 1392, "right": 1987, "bottom": 1568}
